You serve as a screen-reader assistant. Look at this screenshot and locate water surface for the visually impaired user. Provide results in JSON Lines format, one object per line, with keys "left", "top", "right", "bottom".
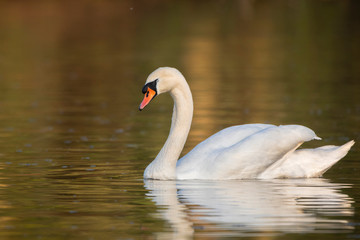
{"left": 0, "top": 1, "right": 359, "bottom": 239}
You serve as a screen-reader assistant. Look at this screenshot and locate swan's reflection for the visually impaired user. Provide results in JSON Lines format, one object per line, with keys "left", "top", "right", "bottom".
{"left": 145, "top": 179, "right": 354, "bottom": 238}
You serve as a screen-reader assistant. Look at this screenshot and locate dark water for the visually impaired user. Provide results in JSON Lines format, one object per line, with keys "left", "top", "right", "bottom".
{"left": 0, "top": 1, "right": 359, "bottom": 239}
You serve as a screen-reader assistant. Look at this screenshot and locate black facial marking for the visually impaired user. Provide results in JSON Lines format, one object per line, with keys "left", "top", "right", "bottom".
{"left": 142, "top": 79, "right": 158, "bottom": 95}
{"left": 141, "top": 85, "right": 148, "bottom": 94}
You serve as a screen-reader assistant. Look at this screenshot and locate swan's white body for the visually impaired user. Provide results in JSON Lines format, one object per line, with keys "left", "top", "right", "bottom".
{"left": 140, "top": 67, "right": 354, "bottom": 180}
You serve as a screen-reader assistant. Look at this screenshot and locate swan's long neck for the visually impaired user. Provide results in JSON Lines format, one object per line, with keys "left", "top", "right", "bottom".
{"left": 144, "top": 79, "right": 193, "bottom": 180}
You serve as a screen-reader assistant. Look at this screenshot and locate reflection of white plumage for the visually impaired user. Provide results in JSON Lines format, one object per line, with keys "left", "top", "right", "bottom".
{"left": 145, "top": 179, "right": 354, "bottom": 238}
{"left": 139, "top": 67, "right": 354, "bottom": 180}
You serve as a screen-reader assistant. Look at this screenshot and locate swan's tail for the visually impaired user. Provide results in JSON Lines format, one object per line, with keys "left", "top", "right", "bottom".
{"left": 259, "top": 140, "right": 355, "bottom": 179}
{"left": 310, "top": 140, "right": 355, "bottom": 176}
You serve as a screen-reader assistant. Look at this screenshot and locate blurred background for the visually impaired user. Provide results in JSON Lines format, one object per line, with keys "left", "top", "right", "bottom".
{"left": 0, "top": 0, "right": 359, "bottom": 239}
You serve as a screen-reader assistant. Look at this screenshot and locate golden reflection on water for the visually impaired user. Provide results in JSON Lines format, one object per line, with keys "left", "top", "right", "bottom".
{"left": 183, "top": 31, "right": 222, "bottom": 144}
{"left": 0, "top": 0, "right": 359, "bottom": 239}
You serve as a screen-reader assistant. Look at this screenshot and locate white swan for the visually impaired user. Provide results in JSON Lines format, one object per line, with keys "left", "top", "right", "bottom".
{"left": 139, "top": 67, "right": 355, "bottom": 180}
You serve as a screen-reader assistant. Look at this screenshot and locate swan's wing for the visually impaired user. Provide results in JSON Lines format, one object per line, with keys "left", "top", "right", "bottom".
{"left": 177, "top": 124, "right": 319, "bottom": 180}
{"left": 182, "top": 125, "right": 320, "bottom": 179}
{"left": 258, "top": 140, "right": 355, "bottom": 179}
{"left": 176, "top": 124, "right": 274, "bottom": 177}
{"left": 185, "top": 124, "right": 274, "bottom": 154}
{"left": 210, "top": 125, "right": 320, "bottom": 179}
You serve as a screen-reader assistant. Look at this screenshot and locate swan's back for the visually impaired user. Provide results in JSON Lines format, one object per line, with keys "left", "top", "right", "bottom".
{"left": 176, "top": 124, "right": 354, "bottom": 180}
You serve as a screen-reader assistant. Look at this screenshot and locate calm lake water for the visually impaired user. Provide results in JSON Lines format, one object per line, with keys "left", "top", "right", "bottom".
{"left": 0, "top": 1, "right": 359, "bottom": 239}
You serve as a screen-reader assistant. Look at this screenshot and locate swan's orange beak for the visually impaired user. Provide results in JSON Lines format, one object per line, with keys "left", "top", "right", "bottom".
{"left": 139, "top": 88, "right": 156, "bottom": 111}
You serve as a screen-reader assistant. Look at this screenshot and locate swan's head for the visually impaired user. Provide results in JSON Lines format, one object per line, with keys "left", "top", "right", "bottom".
{"left": 139, "top": 67, "right": 185, "bottom": 111}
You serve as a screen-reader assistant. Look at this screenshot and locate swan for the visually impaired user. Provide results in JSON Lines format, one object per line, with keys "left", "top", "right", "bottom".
{"left": 139, "top": 67, "right": 355, "bottom": 180}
